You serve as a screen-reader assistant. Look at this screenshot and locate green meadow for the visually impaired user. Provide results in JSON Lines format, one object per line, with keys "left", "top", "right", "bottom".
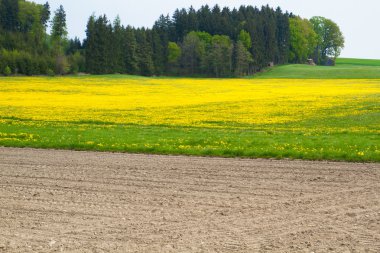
{"left": 254, "top": 58, "right": 380, "bottom": 79}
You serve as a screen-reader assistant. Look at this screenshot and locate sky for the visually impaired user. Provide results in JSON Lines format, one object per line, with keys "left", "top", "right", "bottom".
{"left": 32, "top": 0, "right": 379, "bottom": 59}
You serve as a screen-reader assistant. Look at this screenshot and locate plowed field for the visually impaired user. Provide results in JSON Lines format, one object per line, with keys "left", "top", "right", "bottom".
{"left": 0, "top": 148, "right": 379, "bottom": 252}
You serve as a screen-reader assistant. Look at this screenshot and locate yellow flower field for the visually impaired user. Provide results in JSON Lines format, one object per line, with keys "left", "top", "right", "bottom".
{"left": 0, "top": 76, "right": 379, "bottom": 161}
{"left": 1, "top": 77, "right": 379, "bottom": 130}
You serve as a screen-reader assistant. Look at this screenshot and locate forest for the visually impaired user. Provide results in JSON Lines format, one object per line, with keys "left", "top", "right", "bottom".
{"left": 0, "top": 0, "right": 344, "bottom": 77}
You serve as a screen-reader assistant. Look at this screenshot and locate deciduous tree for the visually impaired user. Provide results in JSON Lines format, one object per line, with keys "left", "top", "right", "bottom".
{"left": 289, "top": 17, "right": 317, "bottom": 63}
{"left": 310, "top": 16, "right": 345, "bottom": 64}
{"left": 180, "top": 31, "right": 205, "bottom": 75}
{"left": 167, "top": 42, "right": 181, "bottom": 74}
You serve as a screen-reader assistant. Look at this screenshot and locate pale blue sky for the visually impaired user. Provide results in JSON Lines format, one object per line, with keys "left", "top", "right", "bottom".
{"left": 32, "top": 0, "right": 379, "bottom": 59}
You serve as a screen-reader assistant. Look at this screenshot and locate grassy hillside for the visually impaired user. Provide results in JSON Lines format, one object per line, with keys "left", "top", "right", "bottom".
{"left": 336, "top": 58, "right": 380, "bottom": 66}
{"left": 254, "top": 58, "right": 380, "bottom": 79}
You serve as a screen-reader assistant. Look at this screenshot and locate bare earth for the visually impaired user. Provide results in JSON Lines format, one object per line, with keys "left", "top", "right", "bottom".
{"left": 0, "top": 148, "right": 379, "bottom": 253}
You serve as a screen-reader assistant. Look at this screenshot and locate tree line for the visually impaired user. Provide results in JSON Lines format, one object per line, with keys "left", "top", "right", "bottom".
{"left": 0, "top": 0, "right": 344, "bottom": 76}
{"left": 85, "top": 5, "right": 291, "bottom": 76}
{"left": 0, "top": 0, "right": 84, "bottom": 76}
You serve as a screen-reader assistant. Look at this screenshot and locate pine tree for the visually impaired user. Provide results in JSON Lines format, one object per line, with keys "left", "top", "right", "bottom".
{"left": 51, "top": 5, "right": 67, "bottom": 40}
{"left": 51, "top": 5, "right": 68, "bottom": 55}
{"left": 246, "top": 7, "right": 265, "bottom": 70}
{"left": 112, "top": 16, "right": 125, "bottom": 73}
{"left": 187, "top": 6, "right": 198, "bottom": 32}
{"left": 124, "top": 26, "right": 139, "bottom": 74}
{"left": 262, "top": 5, "right": 277, "bottom": 64}
{"left": 0, "top": 0, "right": 19, "bottom": 31}
{"left": 197, "top": 5, "right": 212, "bottom": 35}
{"left": 66, "top": 37, "right": 82, "bottom": 55}
{"left": 172, "top": 8, "right": 188, "bottom": 41}
{"left": 153, "top": 16, "right": 171, "bottom": 75}
{"left": 85, "top": 15, "right": 97, "bottom": 73}
{"left": 40, "top": 2, "right": 50, "bottom": 28}
{"left": 275, "top": 7, "right": 290, "bottom": 64}
{"left": 151, "top": 29, "right": 165, "bottom": 75}
{"left": 135, "top": 28, "right": 154, "bottom": 76}
{"left": 84, "top": 15, "right": 111, "bottom": 74}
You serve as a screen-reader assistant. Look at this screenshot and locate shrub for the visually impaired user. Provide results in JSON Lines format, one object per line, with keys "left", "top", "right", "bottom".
{"left": 68, "top": 52, "right": 85, "bottom": 74}
{"left": 4, "top": 66, "right": 12, "bottom": 76}
{"left": 46, "top": 68, "right": 55, "bottom": 76}
{"left": 55, "top": 55, "right": 70, "bottom": 75}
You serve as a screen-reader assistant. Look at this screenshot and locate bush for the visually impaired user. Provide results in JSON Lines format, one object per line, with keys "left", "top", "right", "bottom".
{"left": 46, "top": 68, "right": 55, "bottom": 76}
{"left": 68, "top": 52, "right": 85, "bottom": 74}
{"left": 4, "top": 66, "right": 12, "bottom": 76}
{"left": 55, "top": 55, "right": 70, "bottom": 75}
{"left": 0, "top": 49, "right": 56, "bottom": 76}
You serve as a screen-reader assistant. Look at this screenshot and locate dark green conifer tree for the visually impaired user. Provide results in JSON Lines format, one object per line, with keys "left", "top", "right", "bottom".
{"left": 51, "top": 5, "right": 68, "bottom": 55}
{"left": 112, "top": 16, "right": 125, "bottom": 73}
{"left": 124, "top": 26, "right": 139, "bottom": 74}
{"left": 0, "top": 0, "right": 19, "bottom": 31}
{"left": 135, "top": 28, "right": 154, "bottom": 76}
{"left": 40, "top": 2, "right": 50, "bottom": 28}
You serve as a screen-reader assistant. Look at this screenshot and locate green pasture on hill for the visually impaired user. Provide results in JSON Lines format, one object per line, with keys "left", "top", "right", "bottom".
{"left": 254, "top": 58, "right": 380, "bottom": 79}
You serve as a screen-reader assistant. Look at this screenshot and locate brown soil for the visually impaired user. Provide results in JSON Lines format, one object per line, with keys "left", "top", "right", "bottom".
{"left": 0, "top": 147, "right": 379, "bottom": 252}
